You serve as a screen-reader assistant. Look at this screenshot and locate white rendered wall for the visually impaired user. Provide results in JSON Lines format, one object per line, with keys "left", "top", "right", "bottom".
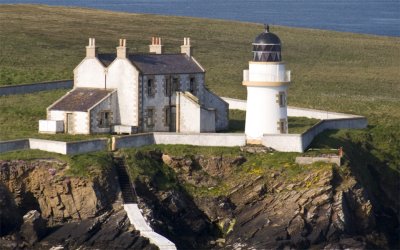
{"left": 107, "top": 59, "right": 139, "bottom": 126}
{"left": 73, "top": 112, "right": 90, "bottom": 134}
{"left": 39, "top": 120, "right": 64, "bottom": 134}
{"left": 74, "top": 58, "right": 105, "bottom": 88}
{"left": 177, "top": 92, "right": 200, "bottom": 133}
{"left": 245, "top": 86, "right": 288, "bottom": 139}
{"left": 248, "top": 62, "right": 288, "bottom": 82}
{"left": 48, "top": 110, "right": 65, "bottom": 121}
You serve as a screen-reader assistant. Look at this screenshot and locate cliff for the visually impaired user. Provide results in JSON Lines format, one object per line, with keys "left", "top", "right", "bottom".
{"left": 0, "top": 159, "right": 156, "bottom": 249}
{"left": 0, "top": 146, "right": 398, "bottom": 249}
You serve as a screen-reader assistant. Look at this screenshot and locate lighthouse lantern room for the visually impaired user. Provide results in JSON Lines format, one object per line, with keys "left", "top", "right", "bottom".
{"left": 244, "top": 25, "right": 291, "bottom": 143}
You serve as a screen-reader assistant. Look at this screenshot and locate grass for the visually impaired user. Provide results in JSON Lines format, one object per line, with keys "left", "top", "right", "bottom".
{"left": 0, "top": 149, "right": 112, "bottom": 177}
{"left": 0, "top": 5, "right": 398, "bottom": 174}
{"left": 0, "top": 89, "right": 111, "bottom": 141}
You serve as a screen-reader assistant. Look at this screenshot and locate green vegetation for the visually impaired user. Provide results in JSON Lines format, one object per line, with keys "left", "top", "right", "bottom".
{"left": 0, "top": 5, "right": 398, "bottom": 176}
{"left": 0, "top": 90, "right": 111, "bottom": 141}
{"left": 0, "top": 149, "right": 112, "bottom": 178}
{"left": 119, "top": 145, "right": 335, "bottom": 198}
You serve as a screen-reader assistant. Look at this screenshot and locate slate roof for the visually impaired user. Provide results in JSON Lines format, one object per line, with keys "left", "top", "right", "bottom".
{"left": 98, "top": 53, "right": 116, "bottom": 67}
{"left": 97, "top": 53, "right": 204, "bottom": 74}
{"left": 50, "top": 88, "right": 113, "bottom": 112}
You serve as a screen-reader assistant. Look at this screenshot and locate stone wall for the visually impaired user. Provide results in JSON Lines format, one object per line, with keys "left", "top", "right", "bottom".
{"left": 0, "top": 80, "right": 72, "bottom": 96}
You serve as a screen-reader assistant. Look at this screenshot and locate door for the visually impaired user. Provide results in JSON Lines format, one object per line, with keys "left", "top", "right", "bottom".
{"left": 66, "top": 113, "right": 73, "bottom": 134}
{"left": 170, "top": 107, "right": 176, "bottom": 132}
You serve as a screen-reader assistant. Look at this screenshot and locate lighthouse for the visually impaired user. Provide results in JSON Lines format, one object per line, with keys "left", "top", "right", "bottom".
{"left": 244, "top": 25, "right": 291, "bottom": 143}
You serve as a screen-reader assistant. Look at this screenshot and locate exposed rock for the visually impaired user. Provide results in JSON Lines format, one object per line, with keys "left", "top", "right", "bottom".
{"left": 0, "top": 159, "right": 118, "bottom": 225}
{"left": 20, "top": 210, "right": 46, "bottom": 246}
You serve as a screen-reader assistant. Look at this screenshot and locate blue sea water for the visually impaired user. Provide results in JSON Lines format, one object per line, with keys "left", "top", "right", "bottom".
{"left": 0, "top": 0, "right": 399, "bottom": 37}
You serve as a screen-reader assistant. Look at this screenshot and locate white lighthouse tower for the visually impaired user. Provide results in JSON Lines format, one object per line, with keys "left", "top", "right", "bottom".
{"left": 244, "top": 25, "right": 291, "bottom": 143}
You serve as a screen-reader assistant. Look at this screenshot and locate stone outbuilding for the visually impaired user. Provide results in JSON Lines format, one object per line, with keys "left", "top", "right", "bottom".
{"left": 39, "top": 37, "right": 228, "bottom": 134}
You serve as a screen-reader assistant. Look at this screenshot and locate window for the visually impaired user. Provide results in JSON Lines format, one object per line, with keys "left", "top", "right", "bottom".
{"left": 99, "top": 111, "right": 112, "bottom": 127}
{"left": 146, "top": 108, "right": 154, "bottom": 127}
{"left": 172, "top": 77, "right": 180, "bottom": 91}
{"left": 165, "top": 77, "right": 171, "bottom": 96}
{"left": 147, "top": 79, "right": 155, "bottom": 97}
{"left": 164, "top": 106, "right": 170, "bottom": 126}
{"left": 278, "top": 119, "right": 287, "bottom": 133}
{"left": 277, "top": 91, "right": 286, "bottom": 107}
{"left": 189, "top": 77, "right": 195, "bottom": 93}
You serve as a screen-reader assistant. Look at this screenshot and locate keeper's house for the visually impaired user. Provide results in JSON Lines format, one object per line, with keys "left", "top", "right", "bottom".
{"left": 39, "top": 37, "right": 228, "bottom": 134}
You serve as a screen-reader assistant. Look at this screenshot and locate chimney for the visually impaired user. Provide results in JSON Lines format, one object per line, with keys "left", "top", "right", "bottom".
{"left": 117, "top": 38, "right": 128, "bottom": 58}
{"left": 149, "top": 37, "right": 164, "bottom": 54}
{"left": 86, "top": 38, "right": 98, "bottom": 58}
{"left": 181, "top": 37, "right": 192, "bottom": 57}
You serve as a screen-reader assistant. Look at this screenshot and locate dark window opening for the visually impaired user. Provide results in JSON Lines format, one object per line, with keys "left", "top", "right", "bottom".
{"left": 99, "top": 111, "right": 112, "bottom": 127}
{"left": 189, "top": 77, "right": 195, "bottom": 93}
{"left": 147, "top": 79, "right": 155, "bottom": 97}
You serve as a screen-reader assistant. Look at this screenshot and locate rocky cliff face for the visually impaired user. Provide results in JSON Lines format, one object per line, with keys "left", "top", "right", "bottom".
{"left": 128, "top": 149, "right": 396, "bottom": 249}
{"left": 0, "top": 159, "right": 156, "bottom": 249}
{"left": 0, "top": 148, "right": 397, "bottom": 249}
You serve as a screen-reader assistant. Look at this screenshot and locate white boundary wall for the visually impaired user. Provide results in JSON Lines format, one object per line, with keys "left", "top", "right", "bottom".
{"left": 124, "top": 204, "right": 176, "bottom": 250}
{"left": 154, "top": 132, "right": 245, "bottom": 147}
{"left": 222, "top": 97, "right": 367, "bottom": 152}
{"left": 29, "top": 139, "right": 67, "bottom": 154}
{"left": 0, "top": 138, "right": 109, "bottom": 155}
{"left": 0, "top": 80, "right": 72, "bottom": 96}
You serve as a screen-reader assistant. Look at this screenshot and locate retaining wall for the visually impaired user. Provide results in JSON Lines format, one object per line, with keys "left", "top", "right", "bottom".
{"left": 29, "top": 139, "right": 67, "bottom": 154}
{"left": 66, "top": 139, "right": 108, "bottom": 155}
{"left": 295, "top": 156, "right": 341, "bottom": 166}
{"left": 262, "top": 134, "right": 304, "bottom": 152}
{"left": 0, "top": 80, "right": 72, "bottom": 96}
{"left": 113, "top": 133, "right": 155, "bottom": 150}
{"left": 154, "top": 132, "right": 246, "bottom": 147}
{"left": 0, "top": 139, "right": 30, "bottom": 154}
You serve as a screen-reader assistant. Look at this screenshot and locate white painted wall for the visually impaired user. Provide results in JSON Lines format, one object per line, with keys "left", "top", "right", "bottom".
{"left": 177, "top": 92, "right": 200, "bottom": 133}
{"left": 73, "top": 112, "right": 90, "bottom": 134}
{"left": 245, "top": 85, "right": 288, "bottom": 139}
{"left": 107, "top": 59, "right": 139, "bottom": 126}
{"left": 248, "top": 62, "right": 289, "bottom": 82}
{"left": 124, "top": 204, "right": 177, "bottom": 250}
{"left": 48, "top": 110, "right": 65, "bottom": 121}
{"left": 154, "top": 132, "right": 246, "bottom": 147}
{"left": 29, "top": 139, "right": 67, "bottom": 154}
{"left": 38, "top": 120, "right": 64, "bottom": 134}
{"left": 262, "top": 134, "right": 303, "bottom": 152}
{"left": 74, "top": 58, "right": 105, "bottom": 88}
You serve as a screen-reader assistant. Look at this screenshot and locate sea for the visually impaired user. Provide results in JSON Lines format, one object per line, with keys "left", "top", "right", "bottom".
{"left": 0, "top": 0, "right": 399, "bottom": 37}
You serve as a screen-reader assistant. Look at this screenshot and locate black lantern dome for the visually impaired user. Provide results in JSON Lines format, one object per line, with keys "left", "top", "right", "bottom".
{"left": 252, "top": 25, "right": 282, "bottom": 62}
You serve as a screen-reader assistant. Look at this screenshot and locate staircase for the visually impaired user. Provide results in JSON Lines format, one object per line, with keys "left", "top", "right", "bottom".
{"left": 114, "top": 157, "right": 137, "bottom": 204}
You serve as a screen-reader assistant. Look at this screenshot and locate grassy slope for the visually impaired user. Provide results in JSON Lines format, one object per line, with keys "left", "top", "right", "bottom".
{"left": 0, "top": 5, "right": 399, "bottom": 171}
